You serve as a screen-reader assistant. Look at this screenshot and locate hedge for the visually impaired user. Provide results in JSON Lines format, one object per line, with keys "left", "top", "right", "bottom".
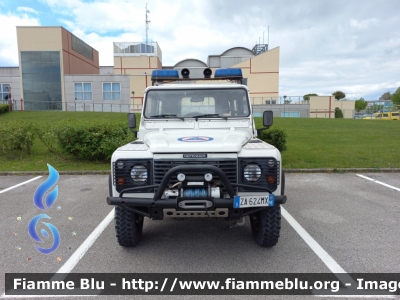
{"left": 0, "top": 121, "right": 36, "bottom": 159}
{"left": 0, "top": 104, "right": 10, "bottom": 114}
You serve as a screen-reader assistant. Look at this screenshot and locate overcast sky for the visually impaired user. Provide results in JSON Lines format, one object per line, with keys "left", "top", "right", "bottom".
{"left": 0, "top": 0, "right": 399, "bottom": 100}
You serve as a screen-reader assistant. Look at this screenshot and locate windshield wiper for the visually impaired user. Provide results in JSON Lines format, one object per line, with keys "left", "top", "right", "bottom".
{"left": 150, "top": 114, "right": 184, "bottom": 120}
{"left": 191, "top": 114, "right": 228, "bottom": 120}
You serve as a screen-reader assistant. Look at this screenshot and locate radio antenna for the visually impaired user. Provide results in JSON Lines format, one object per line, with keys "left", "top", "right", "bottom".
{"left": 145, "top": 3, "right": 150, "bottom": 52}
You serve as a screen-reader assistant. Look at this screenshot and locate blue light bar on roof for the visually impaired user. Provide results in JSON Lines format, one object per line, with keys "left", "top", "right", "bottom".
{"left": 151, "top": 70, "right": 179, "bottom": 80}
{"left": 214, "top": 68, "right": 243, "bottom": 78}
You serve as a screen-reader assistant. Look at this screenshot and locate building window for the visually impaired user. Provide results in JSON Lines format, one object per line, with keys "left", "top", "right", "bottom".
{"left": 0, "top": 84, "right": 11, "bottom": 101}
{"left": 103, "top": 83, "right": 120, "bottom": 100}
{"left": 75, "top": 83, "right": 92, "bottom": 100}
{"left": 21, "top": 51, "right": 62, "bottom": 110}
{"left": 71, "top": 34, "right": 93, "bottom": 60}
{"left": 281, "top": 111, "right": 299, "bottom": 118}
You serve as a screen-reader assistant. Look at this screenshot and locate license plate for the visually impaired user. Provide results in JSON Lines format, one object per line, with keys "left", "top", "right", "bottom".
{"left": 233, "top": 194, "right": 274, "bottom": 208}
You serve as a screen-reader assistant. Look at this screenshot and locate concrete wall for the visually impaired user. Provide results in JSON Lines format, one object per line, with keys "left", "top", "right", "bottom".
{"left": 100, "top": 66, "right": 115, "bottom": 75}
{"left": 233, "top": 47, "right": 280, "bottom": 102}
{"left": 0, "top": 67, "right": 20, "bottom": 76}
{"left": 252, "top": 103, "right": 310, "bottom": 118}
{"left": 0, "top": 76, "right": 21, "bottom": 104}
{"left": 64, "top": 74, "right": 131, "bottom": 112}
{"left": 309, "top": 96, "right": 355, "bottom": 118}
{"left": 114, "top": 56, "right": 162, "bottom": 75}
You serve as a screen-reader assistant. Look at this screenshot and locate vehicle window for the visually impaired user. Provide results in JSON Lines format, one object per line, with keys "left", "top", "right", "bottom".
{"left": 383, "top": 113, "right": 388, "bottom": 117}
{"left": 144, "top": 88, "right": 250, "bottom": 118}
{"left": 392, "top": 112, "right": 399, "bottom": 116}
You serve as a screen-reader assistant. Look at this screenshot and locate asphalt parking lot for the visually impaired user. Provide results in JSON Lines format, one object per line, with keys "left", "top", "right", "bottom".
{"left": 0, "top": 172, "right": 399, "bottom": 299}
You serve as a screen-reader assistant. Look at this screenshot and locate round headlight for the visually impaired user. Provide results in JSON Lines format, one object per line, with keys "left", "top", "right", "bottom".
{"left": 204, "top": 173, "right": 213, "bottom": 181}
{"left": 244, "top": 164, "right": 261, "bottom": 182}
{"left": 177, "top": 173, "right": 186, "bottom": 182}
{"left": 130, "top": 165, "right": 148, "bottom": 183}
{"left": 267, "top": 159, "right": 275, "bottom": 168}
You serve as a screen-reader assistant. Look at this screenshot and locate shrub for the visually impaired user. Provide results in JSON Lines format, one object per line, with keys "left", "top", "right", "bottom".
{"left": 0, "top": 121, "right": 36, "bottom": 159}
{"left": 54, "top": 120, "right": 131, "bottom": 161}
{"left": 335, "top": 107, "right": 343, "bottom": 118}
{"left": 260, "top": 128, "right": 287, "bottom": 152}
{"left": 36, "top": 123, "right": 62, "bottom": 154}
{"left": 0, "top": 104, "right": 10, "bottom": 114}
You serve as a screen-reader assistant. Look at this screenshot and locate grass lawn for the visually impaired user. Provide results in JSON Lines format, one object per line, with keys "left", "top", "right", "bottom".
{"left": 255, "top": 118, "right": 400, "bottom": 169}
{"left": 1, "top": 111, "right": 399, "bottom": 171}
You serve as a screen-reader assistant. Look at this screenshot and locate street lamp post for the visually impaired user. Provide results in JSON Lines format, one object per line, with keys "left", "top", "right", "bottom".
{"left": 131, "top": 91, "right": 135, "bottom": 112}
{"left": 283, "top": 95, "right": 287, "bottom": 117}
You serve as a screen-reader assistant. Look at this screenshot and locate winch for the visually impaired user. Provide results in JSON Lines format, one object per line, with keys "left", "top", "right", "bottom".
{"left": 163, "top": 172, "right": 222, "bottom": 211}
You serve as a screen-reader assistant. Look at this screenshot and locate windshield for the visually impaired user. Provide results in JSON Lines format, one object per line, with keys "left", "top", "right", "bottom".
{"left": 144, "top": 88, "right": 250, "bottom": 119}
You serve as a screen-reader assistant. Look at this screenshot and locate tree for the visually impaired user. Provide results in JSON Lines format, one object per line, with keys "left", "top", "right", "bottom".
{"left": 284, "top": 99, "right": 292, "bottom": 104}
{"left": 332, "top": 91, "right": 346, "bottom": 100}
{"left": 355, "top": 97, "right": 368, "bottom": 112}
{"left": 379, "top": 91, "right": 392, "bottom": 101}
{"left": 334, "top": 107, "right": 343, "bottom": 118}
{"left": 303, "top": 93, "right": 318, "bottom": 102}
{"left": 391, "top": 87, "right": 400, "bottom": 108}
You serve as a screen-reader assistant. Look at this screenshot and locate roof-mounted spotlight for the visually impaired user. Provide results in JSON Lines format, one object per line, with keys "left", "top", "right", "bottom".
{"left": 203, "top": 68, "right": 212, "bottom": 79}
{"left": 181, "top": 68, "right": 190, "bottom": 78}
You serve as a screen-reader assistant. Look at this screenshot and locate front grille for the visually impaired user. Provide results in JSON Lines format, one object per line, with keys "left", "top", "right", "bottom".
{"left": 238, "top": 158, "right": 280, "bottom": 192}
{"left": 154, "top": 159, "right": 237, "bottom": 193}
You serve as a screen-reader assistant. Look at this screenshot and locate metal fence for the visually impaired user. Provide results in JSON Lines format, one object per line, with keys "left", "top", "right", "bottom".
{"left": 16, "top": 101, "right": 142, "bottom": 113}
{"left": 0, "top": 99, "right": 24, "bottom": 111}
{"left": 6, "top": 99, "right": 398, "bottom": 119}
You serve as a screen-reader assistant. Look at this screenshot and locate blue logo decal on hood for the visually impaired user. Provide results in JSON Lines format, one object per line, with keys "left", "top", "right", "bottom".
{"left": 178, "top": 136, "right": 214, "bottom": 142}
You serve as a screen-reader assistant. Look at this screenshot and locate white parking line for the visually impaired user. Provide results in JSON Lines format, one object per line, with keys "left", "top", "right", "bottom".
{"left": 1, "top": 209, "right": 114, "bottom": 298}
{"left": 0, "top": 177, "right": 42, "bottom": 194}
{"left": 282, "top": 207, "right": 395, "bottom": 298}
{"left": 356, "top": 174, "right": 400, "bottom": 192}
{"left": 56, "top": 208, "right": 115, "bottom": 274}
{"left": 281, "top": 206, "right": 347, "bottom": 274}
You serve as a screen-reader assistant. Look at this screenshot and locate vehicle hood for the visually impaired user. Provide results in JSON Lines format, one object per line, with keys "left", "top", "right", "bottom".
{"left": 142, "top": 129, "right": 252, "bottom": 153}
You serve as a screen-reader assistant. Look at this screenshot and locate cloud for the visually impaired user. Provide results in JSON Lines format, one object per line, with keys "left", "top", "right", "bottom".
{"left": 0, "top": 13, "right": 40, "bottom": 66}
{"left": 17, "top": 7, "right": 40, "bottom": 15}
{"left": 350, "top": 18, "right": 379, "bottom": 30}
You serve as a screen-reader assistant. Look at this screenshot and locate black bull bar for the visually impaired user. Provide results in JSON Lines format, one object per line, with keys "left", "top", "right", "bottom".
{"left": 107, "top": 165, "right": 287, "bottom": 219}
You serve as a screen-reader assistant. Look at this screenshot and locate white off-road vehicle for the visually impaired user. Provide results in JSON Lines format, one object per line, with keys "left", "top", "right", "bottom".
{"left": 107, "top": 68, "right": 287, "bottom": 247}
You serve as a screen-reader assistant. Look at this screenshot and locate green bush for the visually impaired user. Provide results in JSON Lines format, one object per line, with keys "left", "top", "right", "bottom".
{"left": 54, "top": 120, "right": 131, "bottom": 161}
{"left": 335, "top": 107, "right": 343, "bottom": 118}
{"left": 0, "top": 104, "right": 10, "bottom": 114}
{"left": 36, "top": 123, "right": 63, "bottom": 154}
{"left": 260, "top": 128, "right": 287, "bottom": 152}
{"left": 0, "top": 121, "right": 36, "bottom": 159}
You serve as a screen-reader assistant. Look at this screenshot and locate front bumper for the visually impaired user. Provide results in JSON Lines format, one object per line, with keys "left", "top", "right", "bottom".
{"left": 107, "top": 165, "right": 287, "bottom": 219}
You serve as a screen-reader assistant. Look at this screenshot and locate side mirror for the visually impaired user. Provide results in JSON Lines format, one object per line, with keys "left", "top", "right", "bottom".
{"left": 257, "top": 110, "right": 273, "bottom": 137}
{"left": 263, "top": 110, "right": 273, "bottom": 127}
{"left": 128, "top": 113, "right": 137, "bottom": 138}
{"left": 128, "top": 113, "right": 136, "bottom": 129}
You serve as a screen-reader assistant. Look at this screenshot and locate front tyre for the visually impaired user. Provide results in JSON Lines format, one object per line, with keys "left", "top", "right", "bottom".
{"left": 250, "top": 205, "right": 281, "bottom": 247}
{"left": 114, "top": 206, "right": 144, "bottom": 247}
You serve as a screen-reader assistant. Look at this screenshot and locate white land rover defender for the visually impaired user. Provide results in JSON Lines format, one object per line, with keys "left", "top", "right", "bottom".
{"left": 107, "top": 68, "right": 287, "bottom": 247}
